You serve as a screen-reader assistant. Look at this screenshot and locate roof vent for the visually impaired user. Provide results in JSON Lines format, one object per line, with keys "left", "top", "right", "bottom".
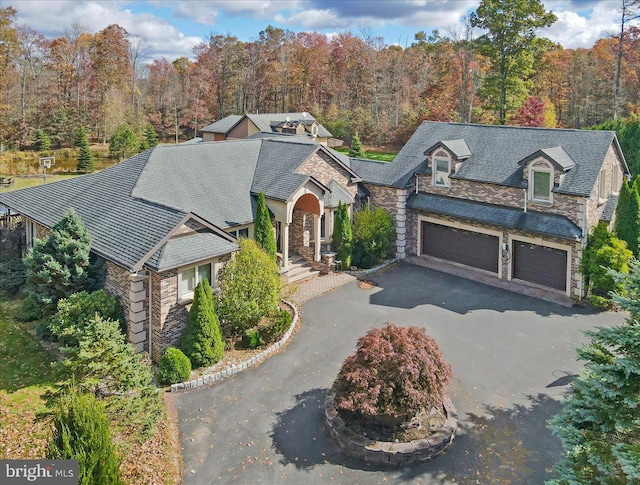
{"left": 285, "top": 116, "right": 290, "bottom": 122}
{"left": 302, "top": 111, "right": 308, "bottom": 118}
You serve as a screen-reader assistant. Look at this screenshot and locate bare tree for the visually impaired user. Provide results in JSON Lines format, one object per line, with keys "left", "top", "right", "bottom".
{"left": 613, "top": 0, "right": 640, "bottom": 119}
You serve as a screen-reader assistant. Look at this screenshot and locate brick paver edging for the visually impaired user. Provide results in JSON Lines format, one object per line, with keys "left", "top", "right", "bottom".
{"left": 169, "top": 300, "right": 299, "bottom": 392}
{"left": 324, "top": 391, "right": 457, "bottom": 466}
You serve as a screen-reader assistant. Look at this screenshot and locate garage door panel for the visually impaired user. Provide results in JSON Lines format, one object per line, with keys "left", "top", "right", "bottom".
{"left": 513, "top": 241, "right": 567, "bottom": 291}
{"left": 421, "top": 222, "right": 499, "bottom": 273}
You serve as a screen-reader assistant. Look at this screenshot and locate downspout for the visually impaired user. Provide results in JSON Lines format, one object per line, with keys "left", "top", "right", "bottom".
{"left": 415, "top": 173, "right": 419, "bottom": 194}
{"left": 523, "top": 188, "right": 527, "bottom": 212}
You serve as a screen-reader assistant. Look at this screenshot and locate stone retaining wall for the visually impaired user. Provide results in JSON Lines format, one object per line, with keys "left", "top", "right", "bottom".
{"left": 170, "top": 300, "right": 299, "bottom": 392}
{"left": 324, "top": 392, "right": 457, "bottom": 466}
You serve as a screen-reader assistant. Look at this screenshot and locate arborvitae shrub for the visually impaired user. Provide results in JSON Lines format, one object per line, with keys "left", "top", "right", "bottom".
{"left": 48, "top": 390, "right": 124, "bottom": 485}
{"left": 181, "top": 279, "right": 224, "bottom": 368}
{"left": 158, "top": 347, "right": 192, "bottom": 385}
{"left": 254, "top": 191, "right": 277, "bottom": 260}
{"left": 333, "top": 323, "right": 452, "bottom": 421}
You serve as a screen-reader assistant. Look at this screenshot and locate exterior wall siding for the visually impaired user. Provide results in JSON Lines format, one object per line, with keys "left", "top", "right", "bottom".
{"left": 297, "top": 152, "right": 357, "bottom": 198}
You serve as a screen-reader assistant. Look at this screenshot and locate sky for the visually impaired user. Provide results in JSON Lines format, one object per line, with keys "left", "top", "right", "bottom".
{"left": 2, "top": 0, "right": 636, "bottom": 62}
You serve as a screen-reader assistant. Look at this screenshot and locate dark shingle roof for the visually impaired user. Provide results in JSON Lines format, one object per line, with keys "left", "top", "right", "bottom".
{"left": 0, "top": 152, "right": 187, "bottom": 270}
{"left": 440, "top": 139, "right": 471, "bottom": 159}
{"left": 408, "top": 192, "right": 582, "bottom": 241}
{"left": 146, "top": 232, "right": 238, "bottom": 271}
{"left": 540, "top": 147, "right": 576, "bottom": 170}
{"left": 132, "top": 140, "right": 262, "bottom": 227}
{"left": 356, "top": 122, "right": 623, "bottom": 194}
{"left": 325, "top": 180, "right": 354, "bottom": 208}
{"left": 600, "top": 195, "right": 619, "bottom": 222}
{"left": 201, "top": 115, "right": 243, "bottom": 134}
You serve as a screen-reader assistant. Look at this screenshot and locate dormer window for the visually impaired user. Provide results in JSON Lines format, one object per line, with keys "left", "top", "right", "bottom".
{"left": 530, "top": 163, "right": 553, "bottom": 203}
{"left": 433, "top": 156, "right": 450, "bottom": 187}
{"left": 311, "top": 124, "right": 318, "bottom": 136}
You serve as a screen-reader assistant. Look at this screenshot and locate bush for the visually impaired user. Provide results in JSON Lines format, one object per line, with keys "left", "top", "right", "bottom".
{"left": 218, "top": 238, "right": 282, "bottom": 334}
{"left": 58, "top": 315, "right": 163, "bottom": 440}
{"left": 49, "top": 290, "right": 125, "bottom": 346}
{"left": 241, "top": 329, "right": 264, "bottom": 349}
{"left": 48, "top": 390, "right": 124, "bottom": 485}
{"left": 0, "top": 223, "right": 26, "bottom": 294}
{"left": 158, "top": 347, "right": 191, "bottom": 385}
{"left": 333, "top": 323, "right": 452, "bottom": 422}
{"left": 260, "top": 308, "right": 292, "bottom": 343}
{"left": 181, "top": 279, "right": 224, "bottom": 368}
{"left": 332, "top": 202, "right": 353, "bottom": 269}
{"left": 16, "top": 292, "right": 43, "bottom": 322}
{"left": 254, "top": 191, "right": 277, "bottom": 260}
{"left": 0, "top": 258, "right": 26, "bottom": 295}
{"left": 352, "top": 207, "right": 396, "bottom": 268}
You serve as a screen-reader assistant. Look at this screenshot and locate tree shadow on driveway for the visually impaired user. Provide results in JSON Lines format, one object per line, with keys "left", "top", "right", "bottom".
{"left": 271, "top": 389, "right": 564, "bottom": 483}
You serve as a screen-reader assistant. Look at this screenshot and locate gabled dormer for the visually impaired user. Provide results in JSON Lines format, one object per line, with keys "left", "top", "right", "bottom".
{"left": 424, "top": 139, "right": 471, "bottom": 188}
{"left": 519, "top": 147, "right": 575, "bottom": 204}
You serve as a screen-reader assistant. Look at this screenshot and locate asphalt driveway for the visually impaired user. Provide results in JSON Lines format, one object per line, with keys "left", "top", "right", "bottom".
{"left": 173, "top": 262, "right": 625, "bottom": 484}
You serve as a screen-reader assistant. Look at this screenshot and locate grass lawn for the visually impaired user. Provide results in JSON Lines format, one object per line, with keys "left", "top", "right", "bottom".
{"left": 0, "top": 293, "right": 181, "bottom": 483}
{"left": 0, "top": 296, "right": 61, "bottom": 459}
{"left": 0, "top": 174, "right": 80, "bottom": 193}
{"left": 333, "top": 146, "right": 396, "bottom": 162}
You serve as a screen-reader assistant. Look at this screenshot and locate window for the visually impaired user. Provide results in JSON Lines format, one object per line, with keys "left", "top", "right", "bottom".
{"left": 179, "top": 262, "right": 211, "bottom": 300}
{"left": 312, "top": 124, "right": 318, "bottom": 136}
{"left": 598, "top": 168, "right": 607, "bottom": 201}
{"left": 433, "top": 157, "right": 450, "bottom": 187}
{"left": 612, "top": 166, "right": 619, "bottom": 193}
{"left": 531, "top": 169, "right": 552, "bottom": 202}
{"left": 229, "top": 227, "right": 249, "bottom": 238}
{"left": 320, "top": 213, "right": 326, "bottom": 239}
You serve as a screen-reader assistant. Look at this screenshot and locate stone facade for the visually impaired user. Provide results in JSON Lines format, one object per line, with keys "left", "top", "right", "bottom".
{"left": 297, "top": 152, "right": 357, "bottom": 198}
{"left": 366, "top": 184, "right": 408, "bottom": 259}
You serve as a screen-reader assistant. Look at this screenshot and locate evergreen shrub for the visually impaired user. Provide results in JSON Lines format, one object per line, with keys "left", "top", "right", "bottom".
{"left": 158, "top": 347, "right": 191, "bottom": 385}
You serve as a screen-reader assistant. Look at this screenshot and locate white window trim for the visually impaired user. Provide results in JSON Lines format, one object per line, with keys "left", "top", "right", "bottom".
{"left": 177, "top": 260, "right": 216, "bottom": 304}
{"left": 26, "top": 220, "right": 36, "bottom": 250}
{"left": 598, "top": 167, "right": 608, "bottom": 203}
{"left": 612, "top": 165, "right": 620, "bottom": 195}
{"left": 432, "top": 155, "right": 451, "bottom": 188}
{"left": 529, "top": 162, "right": 554, "bottom": 204}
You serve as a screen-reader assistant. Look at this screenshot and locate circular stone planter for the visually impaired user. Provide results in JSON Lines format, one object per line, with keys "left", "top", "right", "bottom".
{"left": 324, "top": 391, "right": 457, "bottom": 466}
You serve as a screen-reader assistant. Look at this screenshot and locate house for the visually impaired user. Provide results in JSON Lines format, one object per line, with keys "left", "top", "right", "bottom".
{"left": 0, "top": 121, "right": 626, "bottom": 362}
{"left": 352, "top": 122, "right": 628, "bottom": 299}
{"left": 0, "top": 136, "right": 359, "bottom": 362}
{"left": 200, "top": 112, "right": 333, "bottom": 145}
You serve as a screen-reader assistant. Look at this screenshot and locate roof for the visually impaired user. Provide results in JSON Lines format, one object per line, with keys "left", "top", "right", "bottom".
{"left": 436, "top": 139, "right": 472, "bottom": 159}
{"left": 201, "top": 115, "right": 243, "bottom": 134}
{"left": 132, "top": 140, "right": 262, "bottom": 228}
{"left": 0, "top": 152, "right": 188, "bottom": 270}
{"left": 407, "top": 192, "right": 582, "bottom": 241}
{"left": 0, "top": 137, "right": 356, "bottom": 271}
{"left": 146, "top": 232, "right": 238, "bottom": 271}
{"left": 325, "top": 180, "right": 354, "bottom": 208}
{"left": 600, "top": 195, "right": 619, "bottom": 222}
{"left": 355, "top": 121, "right": 626, "bottom": 195}
{"left": 540, "top": 147, "right": 576, "bottom": 170}
{"left": 202, "top": 112, "right": 333, "bottom": 138}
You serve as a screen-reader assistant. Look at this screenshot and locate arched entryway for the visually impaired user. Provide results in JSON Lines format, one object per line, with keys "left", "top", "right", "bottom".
{"left": 288, "top": 193, "right": 322, "bottom": 265}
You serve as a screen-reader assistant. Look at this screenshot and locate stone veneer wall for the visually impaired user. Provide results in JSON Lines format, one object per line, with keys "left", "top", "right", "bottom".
{"left": 104, "top": 261, "right": 149, "bottom": 353}
{"left": 409, "top": 209, "right": 583, "bottom": 297}
{"left": 365, "top": 183, "right": 407, "bottom": 259}
{"left": 297, "top": 152, "right": 357, "bottom": 198}
{"left": 416, "top": 175, "right": 581, "bottom": 226}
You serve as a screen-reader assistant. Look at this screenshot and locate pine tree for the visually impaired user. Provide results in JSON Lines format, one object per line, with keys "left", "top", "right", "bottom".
{"left": 109, "top": 125, "right": 138, "bottom": 160}
{"left": 75, "top": 126, "right": 94, "bottom": 172}
{"left": 349, "top": 132, "right": 364, "bottom": 158}
{"left": 254, "top": 191, "right": 277, "bottom": 260}
{"left": 615, "top": 179, "right": 640, "bottom": 257}
{"left": 34, "top": 129, "right": 51, "bottom": 151}
{"left": 181, "top": 279, "right": 224, "bottom": 368}
{"left": 550, "top": 262, "right": 640, "bottom": 483}
{"left": 144, "top": 123, "right": 159, "bottom": 148}
{"left": 332, "top": 202, "right": 353, "bottom": 268}
{"left": 22, "top": 208, "right": 91, "bottom": 318}
{"left": 48, "top": 390, "right": 124, "bottom": 485}
{"left": 59, "top": 314, "right": 163, "bottom": 439}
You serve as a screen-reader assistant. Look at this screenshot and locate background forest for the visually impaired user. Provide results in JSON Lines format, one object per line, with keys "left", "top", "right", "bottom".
{"left": 0, "top": 3, "right": 639, "bottom": 166}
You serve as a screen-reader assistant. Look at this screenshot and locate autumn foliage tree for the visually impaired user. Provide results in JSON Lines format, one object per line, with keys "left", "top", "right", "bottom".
{"left": 510, "top": 96, "right": 546, "bottom": 127}
{"left": 333, "top": 323, "right": 452, "bottom": 422}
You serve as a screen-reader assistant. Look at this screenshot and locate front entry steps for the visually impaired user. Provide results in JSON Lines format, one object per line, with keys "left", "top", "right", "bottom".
{"left": 283, "top": 254, "right": 320, "bottom": 284}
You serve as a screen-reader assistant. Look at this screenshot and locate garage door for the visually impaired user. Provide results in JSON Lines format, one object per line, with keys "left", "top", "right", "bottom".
{"left": 512, "top": 241, "right": 567, "bottom": 291}
{"left": 421, "top": 222, "right": 499, "bottom": 273}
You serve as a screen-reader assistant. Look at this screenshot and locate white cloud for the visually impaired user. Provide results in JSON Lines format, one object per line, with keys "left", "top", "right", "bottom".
{"left": 9, "top": 0, "right": 203, "bottom": 60}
